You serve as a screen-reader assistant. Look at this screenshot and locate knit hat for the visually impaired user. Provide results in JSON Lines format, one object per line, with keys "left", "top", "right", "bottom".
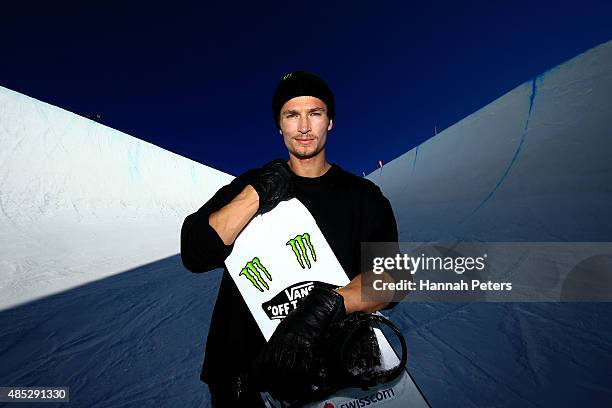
{"left": 272, "top": 71, "right": 335, "bottom": 128}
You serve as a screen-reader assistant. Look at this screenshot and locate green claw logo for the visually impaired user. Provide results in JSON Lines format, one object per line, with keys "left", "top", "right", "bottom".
{"left": 286, "top": 233, "right": 317, "bottom": 269}
{"left": 239, "top": 257, "right": 272, "bottom": 292}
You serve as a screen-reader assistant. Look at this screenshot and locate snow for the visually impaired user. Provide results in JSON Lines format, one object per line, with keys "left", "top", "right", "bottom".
{"left": 1, "top": 256, "right": 221, "bottom": 407}
{"left": 0, "top": 87, "right": 231, "bottom": 405}
{"left": 368, "top": 40, "right": 612, "bottom": 242}
{"left": 370, "top": 39, "right": 612, "bottom": 407}
{"left": 1, "top": 39, "right": 611, "bottom": 407}
{"left": 0, "top": 86, "right": 232, "bottom": 310}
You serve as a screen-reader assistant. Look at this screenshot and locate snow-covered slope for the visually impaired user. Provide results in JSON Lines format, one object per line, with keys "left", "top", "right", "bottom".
{"left": 1, "top": 39, "right": 611, "bottom": 408}
{"left": 370, "top": 40, "right": 612, "bottom": 407}
{"left": 0, "top": 86, "right": 233, "bottom": 310}
{"left": 369, "top": 40, "right": 612, "bottom": 242}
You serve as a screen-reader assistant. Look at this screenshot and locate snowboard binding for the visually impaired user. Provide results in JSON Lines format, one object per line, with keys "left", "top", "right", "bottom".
{"left": 296, "top": 311, "right": 408, "bottom": 405}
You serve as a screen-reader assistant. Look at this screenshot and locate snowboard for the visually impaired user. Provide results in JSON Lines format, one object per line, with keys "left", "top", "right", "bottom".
{"left": 225, "top": 198, "right": 430, "bottom": 408}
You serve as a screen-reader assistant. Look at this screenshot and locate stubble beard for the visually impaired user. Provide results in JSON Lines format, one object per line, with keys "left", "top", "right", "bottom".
{"left": 287, "top": 137, "right": 325, "bottom": 160}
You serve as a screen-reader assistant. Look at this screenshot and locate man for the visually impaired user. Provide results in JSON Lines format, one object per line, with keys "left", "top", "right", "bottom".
{"left": 181, "top": 71, "right": 398, "bottom": 406}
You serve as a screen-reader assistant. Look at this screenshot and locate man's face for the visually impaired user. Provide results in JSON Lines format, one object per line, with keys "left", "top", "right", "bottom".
{"left": 278, "top": 96, "right": 333, "bottom": 160}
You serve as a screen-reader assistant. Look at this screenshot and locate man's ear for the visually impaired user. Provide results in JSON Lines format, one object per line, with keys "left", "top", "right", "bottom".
{"left": 328, "top": 118, "right": 334, "bottom": 131}
{"left": 278, "top": 128, "right": 283, "bottom": 135}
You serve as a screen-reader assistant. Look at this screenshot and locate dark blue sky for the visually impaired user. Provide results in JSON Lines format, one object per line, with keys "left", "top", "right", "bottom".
{"left": 3, "top": 1, "right": 611, "bottom": 176}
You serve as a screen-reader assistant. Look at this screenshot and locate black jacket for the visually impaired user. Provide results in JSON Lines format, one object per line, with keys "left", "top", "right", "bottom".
{"left": 181, "top": 163, "right": 398, "bottom": 385}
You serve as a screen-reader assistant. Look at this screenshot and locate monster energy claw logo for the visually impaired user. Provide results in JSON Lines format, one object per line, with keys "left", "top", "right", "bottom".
{"left": 239, "top": 257, "right": 272, "bottom": 292}
{"left": 286, "top": 233, "right": 317, "bottom": 269}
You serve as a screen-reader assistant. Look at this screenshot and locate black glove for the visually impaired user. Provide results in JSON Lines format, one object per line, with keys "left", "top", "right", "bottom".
{"left": 249, "top": 286, "right": 407, "bottom": 405}
{"left": 247, "top": 159, "right": 294, "bottom": 215}
{"left": 316, "top": 313, "right": 408, "bottom": 401}
{"left": 329, "top": 313, "right": 381, "bottom": 371}
{"left": 315, "top": 312, "right": 382, "bottom": 397}
{"left": 250, "top": 285, "right": 347, "bottom": 402}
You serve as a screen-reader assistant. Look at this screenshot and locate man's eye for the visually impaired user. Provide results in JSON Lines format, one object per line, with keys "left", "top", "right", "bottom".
{"left": 286, "top": 114, "right": 296, "bottom": 118}
{"left": 310, "top": 112, "right": 321, "bottom": 116}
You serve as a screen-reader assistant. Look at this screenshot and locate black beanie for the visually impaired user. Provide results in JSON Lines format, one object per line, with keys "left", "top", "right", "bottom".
{"left": 272, "top": 71, "right": 335, "bottom": 128}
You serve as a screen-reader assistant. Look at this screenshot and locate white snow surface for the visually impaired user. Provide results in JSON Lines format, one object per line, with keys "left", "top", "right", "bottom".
{"left": 1, "top": 40, "right": 612, "bottom": 408}
{"left": 368, "top": 40, "right": 612, "bottom": 242}
{"left": 369, "top": 39, "right": 612, "bottom": 407}
{"left": 0, "top": 85, "right": 233, "bottom": 310}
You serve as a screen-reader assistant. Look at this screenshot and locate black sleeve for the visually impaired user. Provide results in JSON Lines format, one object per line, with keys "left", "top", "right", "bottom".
{"left": 363, "top": 184, "right": 403, "bottom": 310}
{"left": 364, "top": 185, "right": 398, "bottom": 244}
{"left": 180, "top": 175, "right": 249, "bottom": 273}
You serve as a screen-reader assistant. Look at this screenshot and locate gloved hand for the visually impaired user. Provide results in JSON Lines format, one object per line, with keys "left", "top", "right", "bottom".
{"left": 247, "top": 159, "right": 294, "bottom": 215}
{"left": 316, "top": 312, "right": 383, "bottom": 395}
{"left": 317, "top": 313, "right": 408, "bottom": 400}
{"left": 250, "top": 285, "right": 347, "bottom": 401}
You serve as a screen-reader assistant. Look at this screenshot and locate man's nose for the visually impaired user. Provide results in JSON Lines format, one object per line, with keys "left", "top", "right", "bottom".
{"left": 298, "top": 115, "right": 311, "bottom": 133}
